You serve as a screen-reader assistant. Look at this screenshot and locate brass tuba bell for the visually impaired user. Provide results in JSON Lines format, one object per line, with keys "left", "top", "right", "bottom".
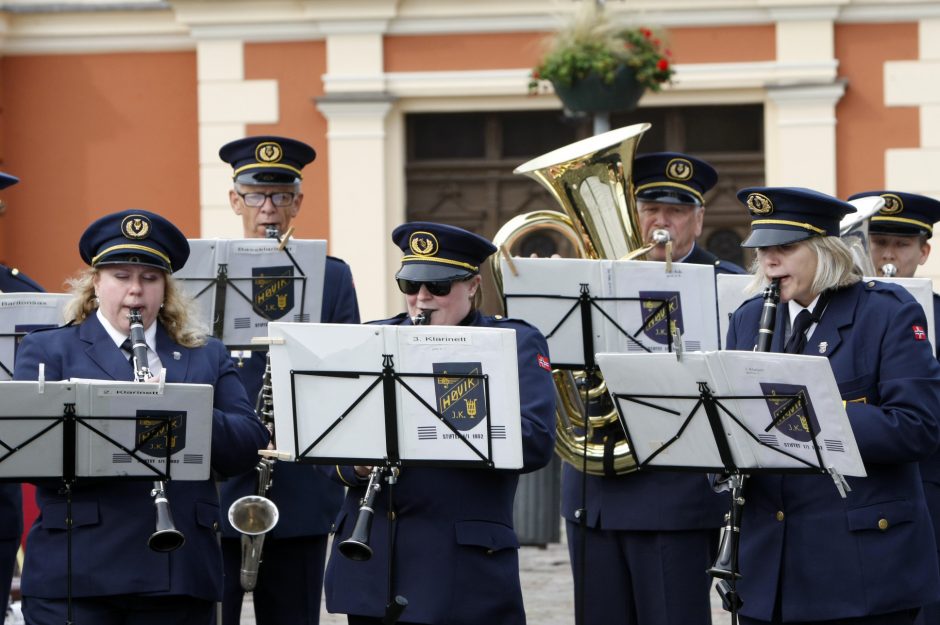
{"left": 492, "top": 123, "right": 652, "bottom": 476}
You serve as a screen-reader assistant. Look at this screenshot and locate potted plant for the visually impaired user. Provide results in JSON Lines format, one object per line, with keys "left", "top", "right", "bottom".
{"left": 528, "top": 5, "right": 674, "bottom": 114}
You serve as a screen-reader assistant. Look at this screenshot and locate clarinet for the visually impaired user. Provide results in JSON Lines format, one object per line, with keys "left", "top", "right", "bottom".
{"left": 228, "top": 224, "right": 284, "bottom": 590}
{"left": 412, "top": 310, "right": 432, "bottom": 326}
{"left": 337, "top": 466, "right": 385, "bottom": 561}
{"left": 709, "top": 277, "right": 780, "bottom": 611}
{"left": 128, "top": 308, "right": 185, "bottom": 552}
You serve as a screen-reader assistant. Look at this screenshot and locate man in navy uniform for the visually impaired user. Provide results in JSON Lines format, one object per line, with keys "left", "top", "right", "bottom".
{"left": 850, "top": 190, "right": 940, "bottom": 625}
{"left": 634, "top": 151, "right": 744, "bottom": 273}
{"left": 726, "top": 186, "right": 940, "bottom": 624}
{"left": 218, "top": 135, "right": 360, "bottom": 625}
{"left": 561, "top": 152, "right": 740, "bottom": 625}
{"left": 0, "top": 170, "right": 40, "bottom": 622}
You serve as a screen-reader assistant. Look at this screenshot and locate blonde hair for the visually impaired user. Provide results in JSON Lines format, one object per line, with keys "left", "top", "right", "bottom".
{"left": 64, "top": 268, "right": 208, "bottom": 348}
{"left": 745, "top": 236, "right": 862, "bottom": 297}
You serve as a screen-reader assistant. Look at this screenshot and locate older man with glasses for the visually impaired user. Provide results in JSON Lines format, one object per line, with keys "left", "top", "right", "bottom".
{"left": 218, "top": 135, "right": 360, "bottom": 625}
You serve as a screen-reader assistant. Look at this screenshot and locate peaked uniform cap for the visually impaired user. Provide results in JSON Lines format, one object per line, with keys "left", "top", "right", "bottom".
{"left": 392, "top": 222, "right": 497, "bottom": 282}
{"left": 219, "top": 135, "right": 316, "bottom": 184}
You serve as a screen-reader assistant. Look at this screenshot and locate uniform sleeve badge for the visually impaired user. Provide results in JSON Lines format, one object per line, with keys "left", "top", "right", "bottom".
{"left": 537, "top": 354, "right": 551, "bottom": 371}
{"left": 913, "top": 325, "right": 927, "bottom": 341}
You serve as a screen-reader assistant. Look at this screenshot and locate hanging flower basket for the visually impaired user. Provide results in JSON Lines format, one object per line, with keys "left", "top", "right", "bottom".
{"left": 527, "top": 4, "right": 674, "bottom": 115}
{"left": 550, "top": 65, "right": 646, "bottom": 114}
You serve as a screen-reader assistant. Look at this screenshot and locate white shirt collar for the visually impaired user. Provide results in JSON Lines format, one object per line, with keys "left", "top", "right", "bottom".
{"left": 96, "top": 308, "right": 157, "bottom": 352}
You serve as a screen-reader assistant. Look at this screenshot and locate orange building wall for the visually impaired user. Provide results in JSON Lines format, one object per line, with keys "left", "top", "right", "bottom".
{"left": 383, "top": 24, "right": 776, "bottom": 74}
{"left": 836, "top": 22, "right": 919, "bottom": 197}
{"left": 668, "top": 25, "right": 776, "bottom": 63}
{"left": 0, "top": 51, "right": 199, "bottom": 292}
{"left": 244, "top": 41, "right": 331, "bottom": 245}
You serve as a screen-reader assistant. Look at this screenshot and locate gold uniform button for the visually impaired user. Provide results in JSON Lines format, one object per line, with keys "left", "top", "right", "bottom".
{"left": 878, "top": 518, "right": 889, "bottom": 531}
{"left": 775, "top": 511, "right": 785, "bottom": 522}
{"left": 867, "top": 280, "right": 876, "bottom": 288}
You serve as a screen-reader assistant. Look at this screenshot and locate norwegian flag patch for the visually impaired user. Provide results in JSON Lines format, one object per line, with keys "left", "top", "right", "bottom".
{"left": 537, "top": 354, "right": 551, "bottom": 371}
{"left": 913, "top": 325, "right": 927, "bottom": 341}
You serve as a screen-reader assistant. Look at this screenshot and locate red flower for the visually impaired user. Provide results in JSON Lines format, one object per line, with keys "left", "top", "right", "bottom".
{"left": 640, "top": 27, "right": 651, "bottom": 38}
{"left": 657, "top": 58, "right": 669, "bottom": 71}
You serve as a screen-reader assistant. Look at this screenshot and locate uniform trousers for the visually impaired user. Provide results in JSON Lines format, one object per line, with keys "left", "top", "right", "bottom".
{"left": 739, "top": 609, "right": 920, "bottom": 625}
{"left": 22, "top": 594, "right": 214, "bottom": 625}
{"left": 0, "top": 536, "right": 18, "bottom": 618}
{"left": 566, "top": 520, "right": 713, "bottom": 625}
{"left": 221, "top": 534, "right": 327, "bottom": 625}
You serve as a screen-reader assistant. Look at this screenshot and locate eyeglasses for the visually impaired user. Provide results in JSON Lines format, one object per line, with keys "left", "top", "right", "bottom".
{"left": 236, "top": 191, "right": 297, "bottom": 208}
{"left": 396, "top": 277, "right": 469, "bottom": 297}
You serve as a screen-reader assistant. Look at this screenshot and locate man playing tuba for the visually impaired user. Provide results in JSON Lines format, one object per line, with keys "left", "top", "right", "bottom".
{"left": 562, "top": 152, "right": 743, "bottom": 625}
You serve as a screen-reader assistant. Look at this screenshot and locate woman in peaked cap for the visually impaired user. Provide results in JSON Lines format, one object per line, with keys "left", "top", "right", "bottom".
{"left": 322, "top": 221, "right": 556, "bottom": 625}
{"left": 726, "top": 187, "right": 940, "bottom": 625}
{"left": 13, "top": 209, "right": 269, "bottom": 625}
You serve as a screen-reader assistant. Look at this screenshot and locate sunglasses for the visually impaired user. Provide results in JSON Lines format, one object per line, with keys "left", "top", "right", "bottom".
{"left": 396, "top": 276, "right": 470, "bottom": 297}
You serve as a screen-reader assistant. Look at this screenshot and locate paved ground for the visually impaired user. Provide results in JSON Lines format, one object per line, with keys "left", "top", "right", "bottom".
{"left": 238, "top": 529, "right": 733, "bottom": 625}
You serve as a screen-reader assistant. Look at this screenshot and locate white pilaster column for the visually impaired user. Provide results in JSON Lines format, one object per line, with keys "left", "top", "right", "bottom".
{"left": 195, "top": 39, "right": 278, "bottom": 237}
{"left": 763, "top": 13, "right": 842, "bottom": 193}
{"left": 317, "top": 96, "right": 396, "bottom": 322}
{"left": 764, "top": 83, "right": 845, "bottom": 193}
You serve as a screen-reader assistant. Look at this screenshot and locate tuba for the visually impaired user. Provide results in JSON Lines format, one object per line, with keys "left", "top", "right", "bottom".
{"left": 842, "top": 195, "right": 885, "bottom": 276}
{"left": 491, "top": 123, "right": 652, "bottom": 476}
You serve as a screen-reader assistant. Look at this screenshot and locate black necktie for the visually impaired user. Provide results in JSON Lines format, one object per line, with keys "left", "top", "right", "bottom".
{"left": 784, "top": 309, "right": 813, "bottom": 354}
{"left": 120, "top": 339, "right": 136, "bottom": 374}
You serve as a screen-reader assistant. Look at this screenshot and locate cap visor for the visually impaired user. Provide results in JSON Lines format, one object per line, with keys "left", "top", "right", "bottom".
{"left": 235, "top": 171, "right": 299, "bottom": 185}
{"left": 741, "top": 228, "right": 814, "bottom": 248}
{"left": 867, "top": 224, "right": 926, "bottom": 237}
{"left": 636, "top": 189, "right": 701, "bottom": 206}
{"left": 94, "top": 254, "right": 171, "bottom": 272}
{"left": 396, "top": 262, "right": 473, "bottom": 282}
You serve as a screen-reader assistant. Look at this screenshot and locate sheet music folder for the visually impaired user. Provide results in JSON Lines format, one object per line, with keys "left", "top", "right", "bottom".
{"left": 0, "top": 379, "right": 213, "bottom": 481}
{"left": 174, "top": 238, "right": 326, "bottom": 348}
{"left": 268, "top": 322, "right": 524, "bottom": 470}
{"left": 501, "top": 257, "right": 719, "bottom": 368}
{"left": 0, "top": 292, "right": 70, "bottom": 380}
{"left": 596, "top": 351, "right": 866, "bottom": 478}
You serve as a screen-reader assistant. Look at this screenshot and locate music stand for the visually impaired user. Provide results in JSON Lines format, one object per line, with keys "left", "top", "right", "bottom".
{"left": 500, "top": 255, "right": 715, "bottom": 624}
{"left": 174, "top": 237, "right": 326, "bottom": 349}
{"left": 0, "top": 293, "right": 70, "bottom": 379}
{"left": 265, "top": 322, "right": 523, "bottom": 620}
{"left": 0, "top": 379, "right": 214, "bottom": 625}
{"left": 596, "top": 350, "right": 865, "bottom": 621}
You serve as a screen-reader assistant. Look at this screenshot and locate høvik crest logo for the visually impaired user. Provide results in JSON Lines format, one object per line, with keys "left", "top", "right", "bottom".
{"left": 639, "top": 291, "right": 684, "bottom": 346}
{"left": 252, "top": 266, "right": 295, "bottom": 321}
{"left": 433, "top": 362, "right": 487, "bottom": 432}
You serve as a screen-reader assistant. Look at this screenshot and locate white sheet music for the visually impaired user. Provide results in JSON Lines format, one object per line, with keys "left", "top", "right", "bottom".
{"left": 501, "top": 257, "right": 719, "bottom": 367}
{"left": 716, "top": 275, "right": 936, "bottom": 351}
{"left": 175, "top": 238, "right": 326, "bottom": 346}
{"left": 0, "top": 380, "right": 213, "bottom": 480}
{"left": 596, "top": 351, "right": 866, "bottom": 477}
{"left": 268, "top": 322, "right": 524, "bottom": 469}
{"left": 0, "top": 293, "right": 70, "bottom": 380}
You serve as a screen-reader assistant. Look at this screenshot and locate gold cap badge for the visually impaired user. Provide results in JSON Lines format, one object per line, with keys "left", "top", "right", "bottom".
{"left": 256, "top": 142, "right": 283, "bottom": 164}
{"left": 666, "top": 158, "right": 693, "bottom": 181}
{"left": 121, "top": 214, "right": 151, "bottom": 240}
{"left": 747, "top": 193, "right": 774, "bottom": 215}
{"left": 880, "top": 193, "right": 904, "bottom": 215}
{"left": 409, "top": 231, "right": 439, "bottom": 257}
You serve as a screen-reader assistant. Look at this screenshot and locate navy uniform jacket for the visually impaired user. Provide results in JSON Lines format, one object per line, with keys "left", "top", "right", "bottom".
{"left": 220, "top": 256, "right": 358, "bottom": 539}
{"left": 918, "top": 293, "right": 940, "bottom": 571}
{"left": 561, "top": 244, "right": 741, "bottom": 531}
{"left": 324, "top": 310, "right": 556, "bottom": 624}
{"left": 0, "top": 264, "right": 39, "bottom": 560}
{"left": 0, "top": 264, "right": 43, "bottom": 293}
{"left": 727, "top": 280, "right": 940, "bottom": 621}
{"left": 12, "top": 315, "right": 270, "bottom": 600}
